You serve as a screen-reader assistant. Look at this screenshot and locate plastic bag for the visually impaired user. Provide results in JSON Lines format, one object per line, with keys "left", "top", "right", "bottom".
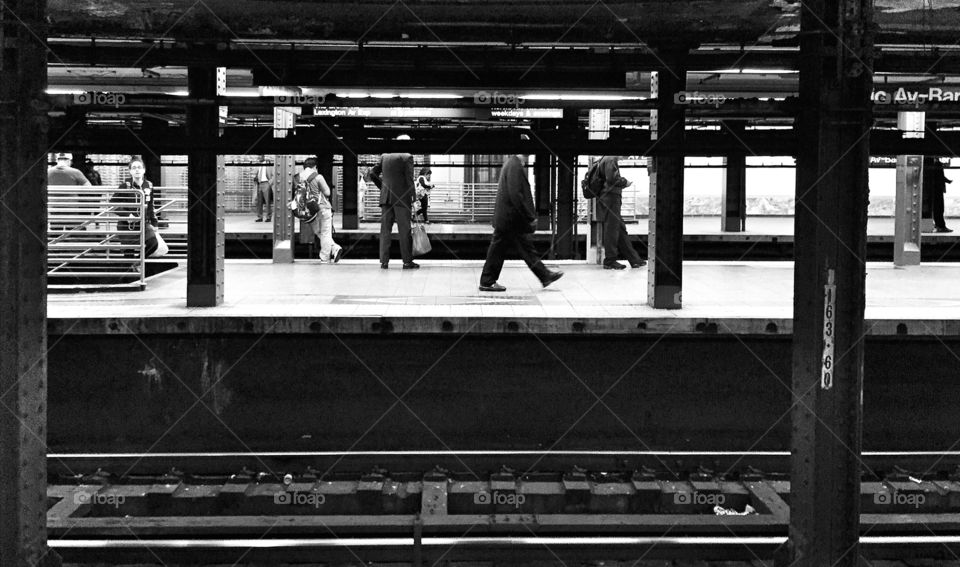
{"left": 412, "top": 223, "right": 431, "bottom": 256}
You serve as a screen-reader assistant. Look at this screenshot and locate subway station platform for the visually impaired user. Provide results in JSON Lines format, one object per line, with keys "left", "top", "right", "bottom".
{"left": 48, "top": 259, "right": 960, "bottom": 337}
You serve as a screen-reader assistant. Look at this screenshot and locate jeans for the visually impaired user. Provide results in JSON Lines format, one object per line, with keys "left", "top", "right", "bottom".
{"left": 308, "top": 207, "right": 341, "bottom": 261}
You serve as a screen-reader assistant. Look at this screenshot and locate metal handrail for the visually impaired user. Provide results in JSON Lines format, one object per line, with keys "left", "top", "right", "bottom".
{"left": 48, "top": 186, "right": 146, "bottom": 289}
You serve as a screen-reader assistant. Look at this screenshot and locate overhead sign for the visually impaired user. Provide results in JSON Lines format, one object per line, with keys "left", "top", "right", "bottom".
{"left": 873, "top": 87, "right": 960, "bottom": 106}
{"left": 314, "top": 107, "right": 476, "bottom": 118}
{"left": 489, "top": 108, "right": 562, "bottom": 119}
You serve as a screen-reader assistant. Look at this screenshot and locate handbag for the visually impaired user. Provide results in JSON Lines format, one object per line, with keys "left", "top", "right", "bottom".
{"left": 411, "top": 222, "right": 431, "bottom": 256}
{"left": 145, "top": 223, "right": 169, "bottom": 258}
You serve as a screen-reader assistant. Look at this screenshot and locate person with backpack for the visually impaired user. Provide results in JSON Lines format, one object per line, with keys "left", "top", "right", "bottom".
{"left": 294, "top": 157, "right": 343, "bottom": 263}
{"left": 594, "top": 156, "right": 645, "bottom": 270}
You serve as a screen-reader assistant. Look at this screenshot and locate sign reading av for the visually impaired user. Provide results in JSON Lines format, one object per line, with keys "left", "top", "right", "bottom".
{"left": 872, "top": 87, "right": 960, "bottom": 106}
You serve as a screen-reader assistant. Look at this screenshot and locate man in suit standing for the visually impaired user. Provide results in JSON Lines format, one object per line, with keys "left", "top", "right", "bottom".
{"left": 479, "top": 154, "right": 563, "bottom": 292}
{"left": 253, "top": 158, "right": 274, "bottom": 222}
{"left": 924, "top": 156, "right": 953, "bottom": 233}
{"left": 369, "top": 151, "right": 419, "bottom": 269}
{"left": 597, "top": 155, "right": 645, "bottom": 269}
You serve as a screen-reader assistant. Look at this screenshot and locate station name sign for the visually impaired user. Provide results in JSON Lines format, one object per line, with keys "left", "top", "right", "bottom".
{"left": 313, "top": 107, "right": 563, "bottom": 119}
{"left": 872, "top": 87, "right": 960, "bottom": 105}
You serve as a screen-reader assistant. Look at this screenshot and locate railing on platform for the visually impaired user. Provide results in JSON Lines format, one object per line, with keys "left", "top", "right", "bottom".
{"left": 152, "top": 186, "right": 187, "bottom": 259}
{"left": 361, "top": 182, "right": 499, "bottom": 222}
{"left": 47, "top": 186, "right": 146, "bottom": 290}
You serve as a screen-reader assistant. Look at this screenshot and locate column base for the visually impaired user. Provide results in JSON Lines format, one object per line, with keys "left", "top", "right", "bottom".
{"left": 648, "top": 284, "right": 682, "bottom": 309}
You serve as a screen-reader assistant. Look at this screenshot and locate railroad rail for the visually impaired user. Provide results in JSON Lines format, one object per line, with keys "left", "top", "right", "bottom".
{"left": 46, "top": 450, "right": 960, "bottom": 564}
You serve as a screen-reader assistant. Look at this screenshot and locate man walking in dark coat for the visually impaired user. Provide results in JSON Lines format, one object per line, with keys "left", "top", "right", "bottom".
{"left": 597, "top": 155, "right": 645, "bottom": 269}
{"left": 369, "top": 151, "right": 419, "bottom": 269}
{"left": 479, "top": 154, "right": 563, "bottom": 292}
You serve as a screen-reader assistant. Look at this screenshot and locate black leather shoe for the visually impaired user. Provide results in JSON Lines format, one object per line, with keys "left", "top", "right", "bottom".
{"left": 479, "top": 283, "right": 506, "bottom": 292}
{"left": 254, "top": 218, "right": 263, "bottom": 222}
{"left": 935, "top": 226, "right": 954, "bottom": 233}
{"left": 334, "top": 248, "right": 344, "bottom": 263}
{"left": 630, "top": 260, "right": 647, "bottom": 268}
{"left": 402, "top": 262, "right": 420, "bottom": 270}
{"left": 380, "top": 263, "right": 389, "bottom": 269}
{"left": 541, "top": 271, "right": 564, "bottom": 288}
{"left": 603, "top": 261, "right": 626, "bottom": 270}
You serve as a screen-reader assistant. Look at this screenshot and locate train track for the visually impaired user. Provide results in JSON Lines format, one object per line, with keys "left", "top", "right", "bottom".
{"left": 47, "top": 451, "right": 960, "bottom": 564}
{"left": 48, "top": 450, "right": 960, "bottom": 477}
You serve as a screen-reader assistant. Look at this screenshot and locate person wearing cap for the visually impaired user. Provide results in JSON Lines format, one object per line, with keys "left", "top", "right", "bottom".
{"left": 369, "top": 149, "right": 419, "bottom": 270}
{"left": 478, "top": 154, "right": 563, "bottom": 292}
{"left": 47, "top": 153, "right": 91, "bottom": 186}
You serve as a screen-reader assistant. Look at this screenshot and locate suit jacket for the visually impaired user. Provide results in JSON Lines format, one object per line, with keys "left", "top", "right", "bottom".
{"left": 924, "top": 158, "right": 951, "bottom": 194}
{"left": 370, "top": 153, "right": 415, "bottom": 208}
{"left": 492, "top": 155, "right": 536, "bottom": 234}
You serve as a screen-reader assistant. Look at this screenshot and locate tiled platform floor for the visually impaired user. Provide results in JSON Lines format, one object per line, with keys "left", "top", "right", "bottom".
{"left": 48, "top": 260, "right": 960, "bottom": 336}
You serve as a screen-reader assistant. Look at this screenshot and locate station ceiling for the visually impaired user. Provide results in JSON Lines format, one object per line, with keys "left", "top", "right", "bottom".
{"left": 35, "top": 0, "right": 960, "bottom": 149}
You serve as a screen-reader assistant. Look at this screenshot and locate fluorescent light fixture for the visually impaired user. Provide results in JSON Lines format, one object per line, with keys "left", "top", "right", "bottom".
{"left": 711, "top": 68, "right": 798, "bottom": 74}
{"left": 46, "top": 88, "right": 87, "bottom": 95}
{"left": 398, "top": 93, "right": 462, "bottom": 99}
{"left": 258, "top": 86, "right": 301, "bottom": 96}
{"left": 170, "top": 90, "right": 190, "bottom": 97}
{"left": 521, "top": 94, "right": 645, "bottom": 101}
{"left": 336, "top": 93, "right": 371, "bottom": 98}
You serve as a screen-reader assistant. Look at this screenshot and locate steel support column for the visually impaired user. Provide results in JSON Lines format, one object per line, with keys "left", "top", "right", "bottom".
{"left": 341, "top": 122, "right": 361, "bottom": 230}
{"left": 186, "top": 66, "right": 224, "bottom": 307}
{"left": 0, "top": 1, "right": 59, "bottom": 565}
{"left": 534, "top": 152, "right": 551, "bottom": 231}
{"left": 556, "top": 153, "right": 576, "bottom": 259}
{"left": 785, "top": 1, "right": 873, "bottom": 566}
{"left": 317, "top": 154, "right": 334, "bottom": 192}
{"left": 554, "top": 109, "right": 578, "bottom": 259}
{"left": 647, "top": 52, "right": 688, "bottom": 309}
{"left": 721, "top": 121, "right": 747, "bottom": 232}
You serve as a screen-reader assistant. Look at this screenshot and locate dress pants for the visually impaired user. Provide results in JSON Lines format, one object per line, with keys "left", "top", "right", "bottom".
{"left": 480, "top": 229, "right": 550, "bottom": 286}
{"left": 380, "top": 203, "right": 413, "bottom": 264}
{"left": 934, "top": 189, "right": 948, "bottom": 229}
{"left": 598, "top": 192, "right": 642, "bottom": 265}
{"left": 255, "top": 181, "right": 273, "bottom": 220}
